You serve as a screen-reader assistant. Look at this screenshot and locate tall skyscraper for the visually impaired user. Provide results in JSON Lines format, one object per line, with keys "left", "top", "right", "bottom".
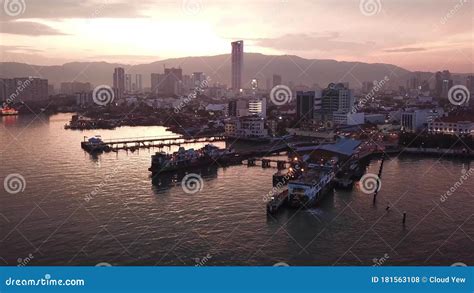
{"left": 113, "top": 67, "right": 125, "bottom": 99}
{"left": 135, "top": 74, "right": 143, "bottom": 92}
{"left": 151, "top": 73, "right": 165, "bottom": 94}
{"left": 125, "top": 74, "right": 132, "bottom": 93}
{"left": 435, "top": 70, "right": 452, "bottom": 98}
{"left": 231, "top": 40, "right": 244, "bottom": 92}
{"left": 272, "top": 74, "right": 282, "bottom": 88}
{"left": 163, "top": 67, "right": 183, "bottom": 95}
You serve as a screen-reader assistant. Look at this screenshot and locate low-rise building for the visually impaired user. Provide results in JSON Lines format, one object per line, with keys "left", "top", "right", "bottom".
{"left": 428, "top": 115, "right": 474, "bottom": 136}
{"left": 225, "top": 116, "right": 268, "bottom": 139}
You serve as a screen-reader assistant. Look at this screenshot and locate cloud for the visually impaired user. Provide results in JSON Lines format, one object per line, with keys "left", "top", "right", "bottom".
{"left": 0, "top": 21, "right": 68, "bottom": 36}
{"left": 7, "top": 0, "right": 151, "bottom": 19}
{"left": 0, "top": 45, "right": 44, "bottom": 53}
{"left": 254, "top": 32, "right": 375, "bottom": 52}
{"left": 384, "top": 47, "right": 427, "bottom": 53}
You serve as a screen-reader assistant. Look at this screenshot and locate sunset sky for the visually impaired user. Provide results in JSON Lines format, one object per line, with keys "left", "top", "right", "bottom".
{"left": 0, "top": 0, "right": 472, "bottom": 72}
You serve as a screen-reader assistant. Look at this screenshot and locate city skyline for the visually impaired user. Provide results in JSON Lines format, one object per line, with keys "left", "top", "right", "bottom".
{"left": 0, "top": 0, "right": 472, "bottom": 73}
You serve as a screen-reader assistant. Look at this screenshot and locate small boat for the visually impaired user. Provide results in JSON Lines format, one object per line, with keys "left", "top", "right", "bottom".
{"left": 0, "top": 106, "right": 19, "bottom": 116}
{"left": 80, "top": 135, "right": 110, "bottom": 153}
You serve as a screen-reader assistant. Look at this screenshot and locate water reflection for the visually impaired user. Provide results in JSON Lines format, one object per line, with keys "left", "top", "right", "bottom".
{"left": 151, "top": 165, "right": 219, "bottom": 192}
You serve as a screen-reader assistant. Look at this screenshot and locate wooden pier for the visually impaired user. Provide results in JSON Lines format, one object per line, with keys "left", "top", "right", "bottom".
{"left": 81, "top": 135, "right": 226, "bottom": 153}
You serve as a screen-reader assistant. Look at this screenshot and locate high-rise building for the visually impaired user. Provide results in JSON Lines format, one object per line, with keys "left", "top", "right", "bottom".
{"left": 163, "top": 67, "right": 183, "bottom": 95}
{"left": 192, "top": 72, "right": 205, "bottom": 87}
{"left": 319, "top": 83, "right": 353, "bottom": 121}
{"left": 135, "top": 74, "right": 143, "bottom": 92}
{"left": 272, "top": 74, "right": 282, "bottom": 88}
{"left": 435, "top": 70, "right": 452, "bottom": 98}
{"left": 151, "top": 73, "right": 165, "bottom": 94}
{"left": 296, "top": 91, "right": 321, "bottom": 121}
{"left": 227, "top": 99, "right": 248, "bottom": 117}
{"left": 0, "top": 77, "right": 48, "bottom": 103}
{"left": 231, "top": 40, "right": 244, "bottom": 92}
{"left": 125, "top": 74, "right": 132, "bottom": 93}
{"left": 113, "top": 67, "right": 125, "bottom": 99}
{"left": 60, "top": 82, "right": 91, "bottom": 95}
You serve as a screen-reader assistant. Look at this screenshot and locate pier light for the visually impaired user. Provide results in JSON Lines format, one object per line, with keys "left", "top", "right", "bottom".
{"left": 294, "top": 157, "right": 298, "bottom": 161}
{"left": 301, "top": 168, "right": 304, "bottom": 172}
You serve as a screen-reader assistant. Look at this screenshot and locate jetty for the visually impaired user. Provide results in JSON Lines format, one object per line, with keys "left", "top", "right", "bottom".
{"left": 81, "top": 135, "right": 226, "bottom": 153}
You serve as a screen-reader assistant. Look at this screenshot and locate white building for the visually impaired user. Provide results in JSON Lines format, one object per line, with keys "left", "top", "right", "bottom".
{"left": 225, "top": 116, "right": 268, "bottom": 139}
{"left": 333, "top": 112, "right": 365, "bottom": 126}
{"left": 248, "top": 98, "right": 267, "bottom": 118}
{"left": 365, "top": 114, "right": 386, "bottom": 124}
{"left": 428, "top": 116, "right": 474, "bottom": 136}
{"left": 401, "top": 108, "right": 444, "bottom": 132}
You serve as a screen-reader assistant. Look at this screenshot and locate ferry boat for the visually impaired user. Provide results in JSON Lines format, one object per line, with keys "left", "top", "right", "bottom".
{"left": 0, "top": 106, "right": 19, "bottom": 116}
{"left": 148, "top": 144, "right": 237, "bottom": 174}
{"left": 287, "top": 167, "right": 335, "bottom": 208}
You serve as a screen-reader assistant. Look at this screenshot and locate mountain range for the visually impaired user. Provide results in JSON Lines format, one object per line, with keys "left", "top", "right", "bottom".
{"left": 0, "top": 53, "right": 469, "bottom": 90}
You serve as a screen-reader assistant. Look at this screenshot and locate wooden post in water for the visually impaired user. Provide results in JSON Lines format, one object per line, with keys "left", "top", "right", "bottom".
{"left": 403, "top": 212, "right": 407, "bottom": 225}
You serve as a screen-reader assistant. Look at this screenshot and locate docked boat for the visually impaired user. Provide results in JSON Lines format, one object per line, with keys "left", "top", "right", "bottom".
{"left": 287, "top": 166, "right": 335, "bottom": 208}
{"left": 80, "top": 135, "right": 110, "bottom": 152}
{"left": 148, "top": 144, "right": 237, "bottom": 174}
{"left": 0, "top": 106, "right": 19, "bottom": 116}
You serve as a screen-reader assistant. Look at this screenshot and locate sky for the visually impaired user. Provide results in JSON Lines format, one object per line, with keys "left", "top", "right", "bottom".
{"left": 0, "top": 0, "right": 473, "bottom": 73}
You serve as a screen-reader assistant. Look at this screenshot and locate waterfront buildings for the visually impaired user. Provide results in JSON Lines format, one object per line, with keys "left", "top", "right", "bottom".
{"left": 231, "top": 40, "right": 244, "bottom": 93}
{"left": 113, "top": 67, "right": 125, "bottom": 100}
{"left": 428, "top": 114, "right": 474, "bottom": 136}
{"left": 401, "top": 108, "right": 444, "bottom": 132}
{"left": 0, "top": 77, "right": 48, "bottom": 103}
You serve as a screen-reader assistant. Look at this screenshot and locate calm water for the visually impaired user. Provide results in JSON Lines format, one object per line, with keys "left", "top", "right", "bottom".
{"left": 1, "top": 113, "right": 473, "bottom": 266}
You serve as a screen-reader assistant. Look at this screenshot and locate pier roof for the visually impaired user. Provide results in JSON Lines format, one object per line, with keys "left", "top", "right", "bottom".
{"left": 295, "top": 138, "right": 361, "bottom": 157}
